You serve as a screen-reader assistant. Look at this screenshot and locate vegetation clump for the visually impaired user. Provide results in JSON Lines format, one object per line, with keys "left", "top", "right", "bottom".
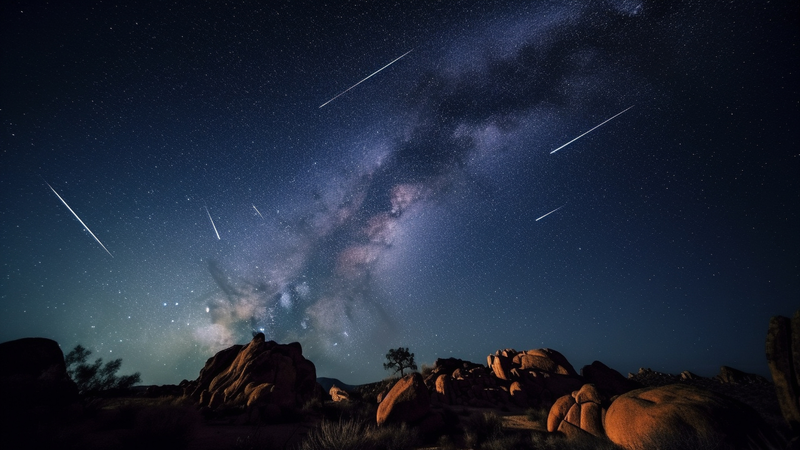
{"left": 65, "top": 344, "right": 141, "bottom": 394}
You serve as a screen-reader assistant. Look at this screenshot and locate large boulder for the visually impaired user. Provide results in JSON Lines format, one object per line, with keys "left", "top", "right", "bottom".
{"left": 185, "top": 333, "right": 319, "bottom": 412}
{"left": 377, "top": 372, "right": 430, "bottom": 425}
{"left": 581, "top": 361, "right": 641, "bottom": 398}
{"left": 0, "top": 337, "right": 78, "bottom": 409}
{"left": 604, "top": 384, "right": 780, "bottom": 450}
{"left": 547, "top": 384, "right": 606, "bottom": 438}
{"left": 766, "top": 311, "right": 800, "bottom": 435}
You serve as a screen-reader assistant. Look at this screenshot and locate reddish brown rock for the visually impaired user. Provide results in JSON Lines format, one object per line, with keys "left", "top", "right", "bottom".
{"left": 605, "top": 384, "right": 781, "bottom": 450}
{"left": 548, "top": 384, "right": 606, "bottom": 438}
{"left": 547, "top": 393, "right": 576, "bottom": 432}
{"left": 185, "top": 333, "right": 318, "bottom": 412}
{"left": 329, "top": 385, "right": 350, "bottom": 402}
{"left": 579, "top": 401, "right": 604, "bottom": 437}
{"left": 377, "top": 372, "right": 430, "bottom": 425}
{"left": 435, "top": 374, "right": 454, "bottom": 404}
{"left": 519, "top": 349, "right": 577, "bottom": 376}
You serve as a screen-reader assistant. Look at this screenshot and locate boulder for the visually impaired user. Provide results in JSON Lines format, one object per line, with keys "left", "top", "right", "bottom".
{"left": 715, "top": 365, "right": 769, "bottom": 385}
{"left": 581, "top": 361, "right": 641, "bottom": 397}
{"left": 766, "top": 311, "right": 800, "bottom": 434}
{"left": 377, "top": 372, "right": 430, "bottom": 425}
{"left": 329, "top": 385, "right": 350, "bottom": 402}
{"left": 184, "top": 333, "right": 318, "bottom": 412}
{"left": 547, "top": 384, "right": 605, "bottom": 438}
{"left": 0, "top": 337, "right": 78, "bottom": 409}
{"left": 605, "top": 384, "right": 781, "bottom": 450}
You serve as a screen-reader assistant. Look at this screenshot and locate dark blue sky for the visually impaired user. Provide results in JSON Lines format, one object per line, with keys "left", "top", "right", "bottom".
{"left": 2, "top": 1, "right": 798, "bottom": 385}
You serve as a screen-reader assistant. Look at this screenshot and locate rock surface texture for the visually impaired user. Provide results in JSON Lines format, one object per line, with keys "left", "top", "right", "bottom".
{"left": 377, "top": 372, "right": 430, "bottom": 425}
{"left": 423, "top": 350, "right": 588, "bottom": 410}
{"left": 547, "top": 384, "right": 607, "bottom": 439}
{"left": 766, "top": 310, "right": 800, "bottom": 435}
{"left": 604, "top": 384, "right": 780, "bottom": 450}
{"left": 185, "top": 333, "right": 319, "bottom": 411}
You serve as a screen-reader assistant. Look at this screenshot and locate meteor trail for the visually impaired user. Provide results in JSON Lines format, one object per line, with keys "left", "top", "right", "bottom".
{"left": 319, "top": 49, "right": 413, "bottom": 108}
{"left": 550, "top": 105, "right": 634, "bottom": 154}
{"left": 252, "top": 204, "right": 264, "bottom": 219}
{"left": 205, "top": 205, "right": 220, "bottom": 240}
{"left": 536, "top": 204, "right": 566, "bottom": 221}
{"left": 44, "top": 180, "right": 113, "bottom": 257}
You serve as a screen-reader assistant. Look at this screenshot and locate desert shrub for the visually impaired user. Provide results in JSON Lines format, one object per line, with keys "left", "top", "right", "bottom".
{"left": 65, "top": 344, "right": 141, "bottom": 395}
{"left": 529, "top": 431, "right": 622, "bottom": 450}
{"left": 121, "top": 405, "right": 200, "bottom": 450}
{"left": 367, "top": 423, "right": 419, "bottom": 450}
{"left": 297, "top": 419, "right": 419, "bottom": 450}
{"left": 463, "top": 412, "right": 504, "bottom": 449}
{"left": 482, "top": 433, "right": 535, "bottom": 450}
{"left": 296, "top": 418, "right": 368, "bottom": 450}
{"left": 436, "top": 434, "right": 458, "bottom": 450}
{"left": 525, "top": 406, "right": 550, "bottom": 425}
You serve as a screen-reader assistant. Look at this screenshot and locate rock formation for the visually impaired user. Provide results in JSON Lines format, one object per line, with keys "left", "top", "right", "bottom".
{"left": 547, "top": 384, "right": 607, "bottom": 439}
{"left": 377, "top": 372, "right": 430, "bottom": 425}
{"left": 329, "top": 384, "right": 351, "bottom": 402}
{"left": 604, "top": 384, "right": 780, "bottom": 450}
{"left": 766, "top": 310, "right": 800, "bottom": 435}
{"left": 0, "top": 337, "right": 78, "bottom": 410}
{"left": 184, "top": 333, "right": 320, "bottom": 414}
{"left": 580, "top": 360, "right": 641, "bottom": 398}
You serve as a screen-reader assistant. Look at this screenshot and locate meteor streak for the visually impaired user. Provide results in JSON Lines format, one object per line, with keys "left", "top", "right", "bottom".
{"left": 319, "top": 49, "right": 413, "bottom": 108}
{"left": 44, "top": 180, "right": 113, "bottom": 257}
{"left": 536, "top": 204, "right": 565, "bottom": 221}
{"left": 550, "top": 105, "right": 634, "bottom": 154}
{"left": 252, "top": 204, "right": 264, "bottom": 219}
{"left": 205, "top": 205, "right": 221, "bottom": 240}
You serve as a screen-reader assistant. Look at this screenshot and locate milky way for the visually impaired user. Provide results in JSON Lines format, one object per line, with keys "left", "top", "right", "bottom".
{"left": 2, "top": 1, "right": 798, "bottom": 384}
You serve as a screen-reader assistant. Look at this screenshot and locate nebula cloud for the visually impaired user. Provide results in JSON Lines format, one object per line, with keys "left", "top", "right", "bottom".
{"left": 196, "top": 2, "right": 649, "bottom": 372}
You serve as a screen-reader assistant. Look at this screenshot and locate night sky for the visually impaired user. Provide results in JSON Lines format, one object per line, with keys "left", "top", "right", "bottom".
{"left": 2, "top": 1, "right": 798, "bottom": 386}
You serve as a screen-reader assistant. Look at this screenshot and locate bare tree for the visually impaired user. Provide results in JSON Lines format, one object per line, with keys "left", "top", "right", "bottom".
{"left": 383, "top": 347, "right": 417, "bottom": 377}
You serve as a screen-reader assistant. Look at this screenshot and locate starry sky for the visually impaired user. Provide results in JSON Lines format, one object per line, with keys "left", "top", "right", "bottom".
{"left": 2, "top": 1, "right": 798, "bottom": 386}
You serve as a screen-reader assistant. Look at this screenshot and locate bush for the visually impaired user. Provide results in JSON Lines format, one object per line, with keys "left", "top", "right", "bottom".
{"left": 297, "top": 418, "right": 419, "bottom": 450}
{"left": 65, "top": 344, "right": 141, "bottom": 394}
{"left": 525, "top": 406, "right": 550, "bottom": 425}
{"left": 463, "top": 412, "right": 504, "bottom": 449}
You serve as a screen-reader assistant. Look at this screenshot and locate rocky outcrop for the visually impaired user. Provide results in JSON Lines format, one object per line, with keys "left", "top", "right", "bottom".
{"left": 329, "top": 385, "right": 350, "bottom": 402}
{"left": 185, "top": 333, "right": 319, "bottom": 413}
{"left": 422, "top": 350, "right": 587, "bottom": 410}
{"left": 377, "top": 372, "right": 430, "bottom": 425}
{"left": 0, "top": 337, "right": 78, "bottom": 409}
{"left": 766, "top": 311, "right": 800, "bottom": 434}
{"left": 581, "top": 361, "right": 641, "bottom": 398}
{"left": 547, "top": 384, "right": 606, "bottom": 439}
{"left": 604, "top": 384, "right": 780, "bottom": 450}
{"left": 486, "top": 348, "right": 583, "bottom": 407}
{"left": 715, "top": 365, "right": 770, "bottom": 385}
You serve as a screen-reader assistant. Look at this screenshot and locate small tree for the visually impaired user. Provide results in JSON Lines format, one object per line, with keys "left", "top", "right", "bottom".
{"left": 383, "top": 347, "right": 417, "bottom": 377}
{"left": 65, "top": 344, "right": 141, "bottom": 394}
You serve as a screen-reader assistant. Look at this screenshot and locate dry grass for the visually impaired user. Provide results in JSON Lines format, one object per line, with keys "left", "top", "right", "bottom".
{"left": 296, "top": 418, "right": 418, "bottom": 450}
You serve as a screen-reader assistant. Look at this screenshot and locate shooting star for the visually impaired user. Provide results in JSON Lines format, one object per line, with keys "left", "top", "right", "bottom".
{"left": 550, "top": 105, "right": 634, "bottom": 154}
{"left": 44, "top": 180, "right": 113, "bottom": 257}
{"left": 536, "top": 204, "right": 566, "bottom": 222}
{"left": 319, "top": 49, "right": 413, "bottom": 108}
{"left": 252, "top": 204, "right": 264, "bottom": 219}
{"left": 205, "top": 205, "right": 221, "bottom": 240}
